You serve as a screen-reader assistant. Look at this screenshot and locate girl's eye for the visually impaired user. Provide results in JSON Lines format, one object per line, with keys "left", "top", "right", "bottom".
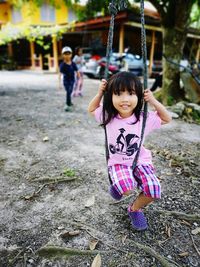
{"left": 113, "top": 92, "right": 121, "bottom": 96}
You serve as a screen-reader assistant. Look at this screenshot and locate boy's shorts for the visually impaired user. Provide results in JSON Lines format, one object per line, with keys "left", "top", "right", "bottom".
{"left": 108, "top": 164, "right": 161, "bottom": 199}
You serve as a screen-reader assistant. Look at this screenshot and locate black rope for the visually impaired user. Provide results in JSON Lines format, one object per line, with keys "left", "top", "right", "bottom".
{"left": 104, "top": 0, "right": 128, "bottom": 80}
{"left": 132, "top": 0, "right": 148, "bottom": 170}
{"left": 104, "top": 0, "right": 128, "bottom": 164}
{"left": 103, "top": 0, "right": 148, "bottom": 180}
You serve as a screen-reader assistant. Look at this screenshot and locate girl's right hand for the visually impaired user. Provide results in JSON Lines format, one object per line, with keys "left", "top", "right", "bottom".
{"left": 98, "top": 79, "right": 107, "bottom": 95}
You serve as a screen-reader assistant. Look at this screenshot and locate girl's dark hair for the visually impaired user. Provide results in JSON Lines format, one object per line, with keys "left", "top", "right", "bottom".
{"left": 102, "top": 71, "right": 144, "bottom": 126}
{"left": 75, "top": 46, "right": 82, "bottom": 55}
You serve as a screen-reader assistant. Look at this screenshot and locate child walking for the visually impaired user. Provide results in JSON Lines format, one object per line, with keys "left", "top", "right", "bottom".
{"left": 58, "top": 46, "right": 80, "bottom": 112}
{"left": 88, "top": 72, "right": 171, "bottom": 231}
{"left": 72, "top": 47, "right": 85, "bottom": 97}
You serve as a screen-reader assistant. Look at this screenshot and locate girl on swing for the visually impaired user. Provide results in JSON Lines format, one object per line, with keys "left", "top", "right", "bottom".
{"left": 88, "top": 71, "right": 171, "bottom": 231}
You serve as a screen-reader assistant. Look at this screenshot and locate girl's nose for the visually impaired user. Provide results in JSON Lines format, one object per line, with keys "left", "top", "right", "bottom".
{"left": 121, "top": 93, "right": 129, "bottom": 101}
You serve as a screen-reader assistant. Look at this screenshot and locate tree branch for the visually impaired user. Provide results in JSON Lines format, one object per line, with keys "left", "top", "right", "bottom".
{"left": 127, "top": 238, "right": 179, "bottom": 267}
{"left": 37, "top": 246, "right": 108, "bottom": 258}
{"left": 155, "top": 210, "right": 200, "bottom": 221}
{"left": 71, "top": 221, "right": 179, "bottom": 267}
{"left": 190, "top": 234, "right": 200, "bottom": 257}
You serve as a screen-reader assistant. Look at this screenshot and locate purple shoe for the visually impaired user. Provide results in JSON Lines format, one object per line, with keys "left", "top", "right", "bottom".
{"left": 128, "top": 207, "right": 148, "bottom": 231}
{"left": 109, "top": 185, "right": 122, "bottom": 200}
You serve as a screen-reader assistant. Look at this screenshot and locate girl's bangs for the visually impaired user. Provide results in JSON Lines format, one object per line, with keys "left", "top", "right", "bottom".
{"left": 112, "top": 78, "right": 136, "bottom": 95}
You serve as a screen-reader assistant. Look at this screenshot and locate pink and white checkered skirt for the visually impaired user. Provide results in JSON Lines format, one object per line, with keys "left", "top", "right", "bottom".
{"left": 108, "top": 164, "right": 161, "bottom": 199}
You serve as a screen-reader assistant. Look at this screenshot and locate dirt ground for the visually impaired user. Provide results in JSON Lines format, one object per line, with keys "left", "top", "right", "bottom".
{"left": 0, "top": 71, "right": 199, "bottom": 267}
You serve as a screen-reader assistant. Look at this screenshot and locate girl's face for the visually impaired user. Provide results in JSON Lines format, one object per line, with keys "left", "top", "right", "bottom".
{"left": 112, "top": 90, "right": 138, "bottom": 118}
{"left": 78, "top": 49, "right": 83, "bottom": 56}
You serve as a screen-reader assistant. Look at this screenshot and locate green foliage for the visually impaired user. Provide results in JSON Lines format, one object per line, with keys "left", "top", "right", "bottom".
{"left": 62, "top": 168, "right": 76, "bottom": 177}
{"left": 76, "top": 0, "right": 130, "bottom": 20}
{"left": 192, "top": 110, "right": 200, "bottom": 121}
{"left": 0, "top": 23, "right": 71, "bottom": 45}
{"left": 167, "top": 95, "right": 175, "bottom": 106}
{"left": 190, "top": 2, "right": 200, "bottom": 28}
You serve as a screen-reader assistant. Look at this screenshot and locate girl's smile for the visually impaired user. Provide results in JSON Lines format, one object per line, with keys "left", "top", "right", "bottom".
{"left": 112, "top": 90, "right": 138, "bottom": 118}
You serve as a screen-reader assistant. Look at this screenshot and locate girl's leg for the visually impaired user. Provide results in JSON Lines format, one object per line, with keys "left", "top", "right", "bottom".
{"left": 72, "top": 79, "right": 77, "bottom": 97}
{"left": 78, "top": 73, "right": 84, "bottom": 95}
{"left": 132, "top": 165, "right": 161, "bottom": 209}
{"left": 130, "top": 193, "right": 154, "bottom": 211}
{"left": 108, "top": 165, "right": 137, "bottom": 200}
{"left": 127, "top": 165, "right": 161, "bottom": 230}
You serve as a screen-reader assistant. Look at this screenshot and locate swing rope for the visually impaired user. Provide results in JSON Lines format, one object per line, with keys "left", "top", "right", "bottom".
{"left": 104, "top": 0, "right": 128, "bottom": 164}
{"left": 132, "top": 0, "right": 148, "bottom": 170}
{"left": 104, "top": 0, "right": 148, "bottom": 175}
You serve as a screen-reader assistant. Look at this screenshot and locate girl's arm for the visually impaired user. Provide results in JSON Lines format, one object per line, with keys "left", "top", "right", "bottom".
{"left": 144, "top": 89, "right": 172, "bottom": 124}
{"left": 76, "top": 70, "right": 81, "bottom": 79}
{"left": 88, "top": 79, "right": 107, "bottom": 116}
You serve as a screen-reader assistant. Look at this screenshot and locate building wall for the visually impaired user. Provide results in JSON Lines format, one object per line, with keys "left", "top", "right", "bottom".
{"left": 0, "top": 0, "right": 74, "bottom": 26}
{"left": 0, "top": 3, "right": 10, "bottom": 24}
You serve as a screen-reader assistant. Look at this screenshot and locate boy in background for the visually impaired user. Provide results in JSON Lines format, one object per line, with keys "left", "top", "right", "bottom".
{"left": 58, "top": 46, "right": 80, "bottom": 111}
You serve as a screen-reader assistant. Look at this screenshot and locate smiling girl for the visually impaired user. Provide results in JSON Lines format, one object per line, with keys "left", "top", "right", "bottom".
{"left": 88, "top": 71, "right": 171, "bottom": 231}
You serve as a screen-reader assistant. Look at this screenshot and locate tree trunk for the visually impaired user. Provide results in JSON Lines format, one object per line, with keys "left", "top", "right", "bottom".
{"left": 162, "top": 27, "right": 187, "bottom": 105}
{"left": 149, "top": 0, "right": 194, "bottom": 105}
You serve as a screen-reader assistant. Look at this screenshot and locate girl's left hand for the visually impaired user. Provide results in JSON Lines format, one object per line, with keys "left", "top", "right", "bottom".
{"left": 144, "top": 89, "right": 157, "bottom": 105}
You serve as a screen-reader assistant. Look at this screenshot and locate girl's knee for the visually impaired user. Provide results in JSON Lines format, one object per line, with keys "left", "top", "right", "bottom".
{"left": 123, "top": 190, "right": 133, "bottom": 196}
{"left": 144, "top": 194, "right": 160, "bottom": 202}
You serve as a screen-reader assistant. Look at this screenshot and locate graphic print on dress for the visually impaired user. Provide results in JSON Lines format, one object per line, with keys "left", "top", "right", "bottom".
{"left": 109, "top": 128, "right": 139, "bottom": 156}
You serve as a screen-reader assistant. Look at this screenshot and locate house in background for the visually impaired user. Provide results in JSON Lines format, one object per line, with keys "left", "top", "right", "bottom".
{"left": 0, "top": 0, "right": 199, "bottom": 73}
{"left": 0, "top": 0, "right": 78, "bottom": 71}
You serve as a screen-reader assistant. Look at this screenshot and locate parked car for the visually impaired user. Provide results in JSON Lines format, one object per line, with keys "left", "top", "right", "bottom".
{"left": 82, "top": 56, "right": 119, "bottom": 79}
{"left": 81, "top": 47, "right": 93, "bottom": 62}
{"left": 112, "top": 53, "right": 144, "bottom": 76}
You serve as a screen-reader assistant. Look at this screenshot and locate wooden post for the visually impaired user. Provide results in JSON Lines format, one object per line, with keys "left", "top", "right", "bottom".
{"left": 58, "top": 39, "right": 62, "bottom": 55}
{"left": 39, "top": 54, "right": 43, "bottom": 69}
{"left": 30, "top": 41, "right": 35, "bottom": 69}
{"left": 195, "top": 40, "right": 200, "bottom": 63}
{"left": 119, "top": 24, "right": 124, "bottom": 54}
{"left": 7, "top": 43, "right": 13, "bottom": 57}
{"left": 149, "top": 30, "right": 155, "bottom": 76}
{"left": 52, "top": 36, "right": 58, "bottom": 72}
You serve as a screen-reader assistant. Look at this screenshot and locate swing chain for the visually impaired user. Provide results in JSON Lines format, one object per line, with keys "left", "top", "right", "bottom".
{"left": 104, "top": 0, "right": 149, "bottom": 172}
{"left": 132, "top": 0, "right": 148, "bottom": 170}
{"left": 140, "top": 0, "right": 148, "bottom": 90}
{"left": 105, "top": 0, "right": 128, "bottom": 80}
{"left": 108, "top": 0, "right": 128, "bottom": 16}
{"left": 108, "top": 1, "right": 118, "bottom": 16}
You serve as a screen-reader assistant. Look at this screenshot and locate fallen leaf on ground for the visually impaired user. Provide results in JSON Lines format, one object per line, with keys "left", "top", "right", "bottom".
{"left": 181, "top": 220, "right": 192, "bottom": 227}
{"left": 178, "top": 252, "right": 189, "bottom": 257}
{"left": 191, "top": 227, "right": 200, "bottom": 235}
{"left": 85, "top": 196, "right": 95, "bottom": 207}
{"left": 91, "top": 253, "right": 101, "bottom": 267}
{"left": 60, "top": 230, "right": 80, "bottom": 238}
{"left": 165, "top": 225, "right": 171, "bottom": 238}
{"left": 89, "top": 239, "right": 99, "bottom": 250}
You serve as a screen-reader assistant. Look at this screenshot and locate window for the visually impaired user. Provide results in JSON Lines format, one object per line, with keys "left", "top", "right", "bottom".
{"left": 11, "top": 7, "right": 22, "bottom": 23}
{"left": 40, "top": 3, "right": 55, "bottom": 22}
{"left": 68, "top": 9, "right": 77, "bottom": 23}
